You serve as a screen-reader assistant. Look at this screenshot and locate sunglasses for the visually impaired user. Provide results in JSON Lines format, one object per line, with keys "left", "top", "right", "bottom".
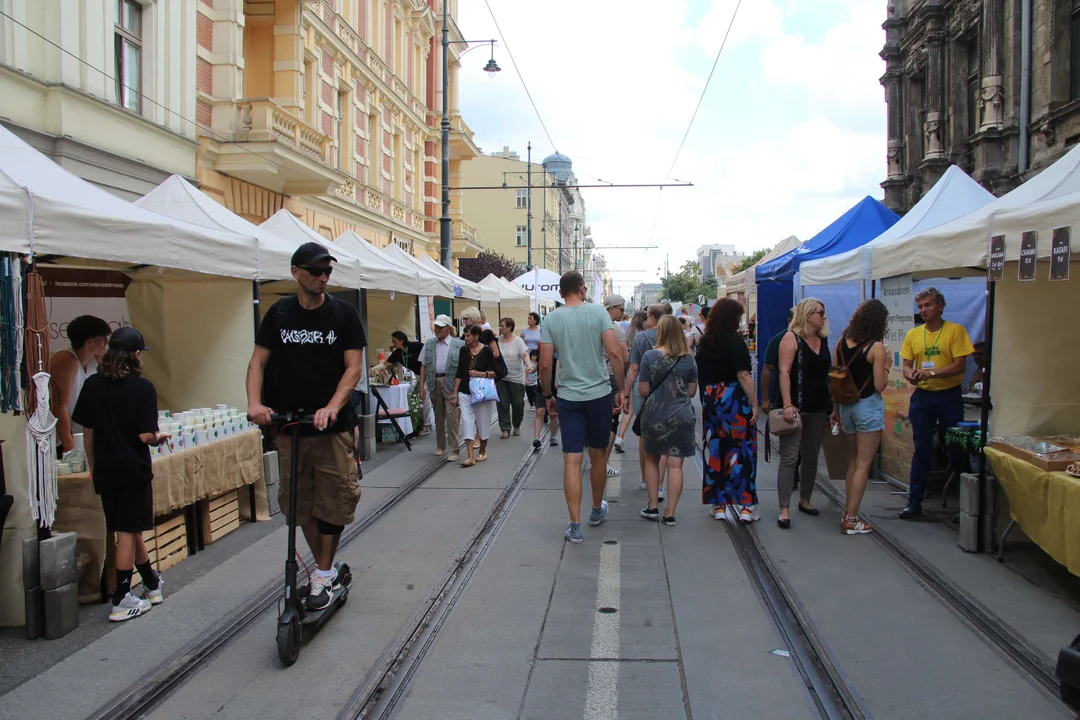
{"left": 810, "top": 309, "right": 826, "bottom": 317}
{"left": 300, "top": 266, "right": 333, "bottom": 278}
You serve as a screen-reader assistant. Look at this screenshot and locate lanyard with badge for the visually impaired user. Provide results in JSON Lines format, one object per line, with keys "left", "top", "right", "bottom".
{"left": 921, "top": 322, "right": 945, "bottom": 375}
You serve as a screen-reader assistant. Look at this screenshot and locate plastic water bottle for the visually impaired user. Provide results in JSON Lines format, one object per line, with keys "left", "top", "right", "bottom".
{"left": 830, "top": 421, "right": 840, "bottom": 436}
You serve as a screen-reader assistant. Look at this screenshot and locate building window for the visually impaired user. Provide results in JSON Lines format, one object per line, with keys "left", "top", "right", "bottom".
{"left": 334, "top": 91, "right": 345, "bottom": 169}
{"left": 392, "top": 236, "right": 411, "bottom": 253}
{"left": 516, "top": 225, "right": 527, "bottom": 246}
{"left": 1072, "top": 1, "right": 1080, "bottom": 100}
{"left": 967, "top": 40, "right": 979, "bottom": 137}
{"left": 114, "top": 0, "right": 141, "bottom": 112}
{"left": 516, "top": 189, "right": 527, "bottom": 208}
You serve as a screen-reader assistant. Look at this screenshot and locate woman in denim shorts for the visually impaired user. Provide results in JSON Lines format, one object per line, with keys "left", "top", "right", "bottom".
{"left": 831, "top": 299, "right": 891, "bottom": 536}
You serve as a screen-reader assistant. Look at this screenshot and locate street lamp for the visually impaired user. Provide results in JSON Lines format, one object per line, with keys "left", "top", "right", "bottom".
{"left": 440, "top": 0, "right": 499, "bottom": 268}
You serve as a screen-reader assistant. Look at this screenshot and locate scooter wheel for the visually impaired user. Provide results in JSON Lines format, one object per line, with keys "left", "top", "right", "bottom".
{"left": 277, "top": 615, "right": 301, "bottom": 666}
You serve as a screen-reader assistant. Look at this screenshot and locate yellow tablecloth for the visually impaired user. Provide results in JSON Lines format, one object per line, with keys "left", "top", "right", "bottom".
{"left": 52, "top": 429, "right": 265, "bottom": 603}
{"left": 985, "top": 447, "right": 1080, "bottom": 576}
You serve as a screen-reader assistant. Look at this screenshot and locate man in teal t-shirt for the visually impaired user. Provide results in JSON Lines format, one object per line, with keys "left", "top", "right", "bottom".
{"left": 540, "top": 272, "right": 625, "bottom": 545}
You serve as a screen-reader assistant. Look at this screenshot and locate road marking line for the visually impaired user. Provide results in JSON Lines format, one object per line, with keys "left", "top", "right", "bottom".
{"left": 585, "top": 542, "right": 620, "bottom": 719}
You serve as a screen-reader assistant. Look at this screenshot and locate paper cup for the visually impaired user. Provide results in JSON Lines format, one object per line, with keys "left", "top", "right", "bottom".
{"left": 196, "top": 430, "right": 209, "bottom": 445}
{"left": 216, "top": 404, "right": 228, "bottom": 411}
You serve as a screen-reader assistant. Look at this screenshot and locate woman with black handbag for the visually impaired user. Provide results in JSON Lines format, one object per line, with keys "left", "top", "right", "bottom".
{"left": 696, "top": 299, "right": 760, "bottom": 523}
{"left": 451, "top": 325, "right": 503, "bottom": 467}
{"left": 775, "top": 298, "right": 832, "bottom": 528}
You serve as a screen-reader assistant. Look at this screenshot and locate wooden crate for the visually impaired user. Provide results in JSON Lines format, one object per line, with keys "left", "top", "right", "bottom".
{"left": 125, "top": 513, "right": 187, "bottom": 590}
{"left": 199, "top": 490, "right": 241, "bottom": 544}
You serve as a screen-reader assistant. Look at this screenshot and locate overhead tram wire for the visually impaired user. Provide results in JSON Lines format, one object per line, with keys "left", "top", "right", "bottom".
{"left": 645, "top": 0, "right": 744, "bottom": 246}
{"left": 481, "top": 0, "right": 559, "bottom": 155}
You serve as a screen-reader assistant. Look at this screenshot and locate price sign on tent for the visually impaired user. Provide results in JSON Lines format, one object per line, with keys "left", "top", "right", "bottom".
{"left": 988, "top": 235, "right": 1005, "bottom": 282}
{"left": 1051, "top": 226, "right": 1071, "bottom": 281}
{"left": 1018, "top": 231, "right": 1038, "bottom": 281}
{"left": 697, "top": 294, "right": 706, "bottom": 305}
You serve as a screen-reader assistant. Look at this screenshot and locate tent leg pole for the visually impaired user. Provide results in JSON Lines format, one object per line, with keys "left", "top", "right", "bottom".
{"left": 252, "top": 281, "right": 261, "bottom": 339}
{"left": 360, "top": 288, "right": 370, "bottom": 416}
{"left": 977, "top": 279, "right": 996, "bottom": 553}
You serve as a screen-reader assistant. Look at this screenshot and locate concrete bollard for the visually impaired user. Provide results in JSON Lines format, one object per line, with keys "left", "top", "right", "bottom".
{"left": 38, "top": 532, "right": 78, "bottom": 591}
{"left": 24, "top": 586, "right": 44, "bottom": 640}
{"left": 357, "top": 413, "right": 376, "bottom": 461}
{"left": 43, "top": 582, "right": 79, "bottom": 639}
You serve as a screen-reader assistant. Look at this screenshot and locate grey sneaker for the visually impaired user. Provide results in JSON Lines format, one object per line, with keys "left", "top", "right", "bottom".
{"left": 144, "top": 575, "right": 164, "bottom": 605}
{"left": 589, "top": 500, "right": 609, "bottom": 526}
{"left": 109, "top": 593, "right": 151, "bottom": 622}
{"left": 564, "top": 522, "right": 583, "bottom": 544}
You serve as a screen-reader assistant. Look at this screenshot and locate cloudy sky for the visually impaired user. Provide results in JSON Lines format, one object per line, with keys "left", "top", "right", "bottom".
{"left": 457, "top": 0, "right": 887, "bottom": 297}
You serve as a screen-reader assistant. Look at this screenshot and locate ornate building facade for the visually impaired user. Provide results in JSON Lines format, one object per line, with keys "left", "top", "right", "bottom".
{"left": 195, "top": 0, "right": 481, "bottom": 260}
{"left": 882, "top": 0, "right": 1080, "bottom": 212}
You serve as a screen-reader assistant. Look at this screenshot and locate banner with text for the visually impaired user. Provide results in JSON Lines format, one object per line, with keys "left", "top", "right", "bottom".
{"left": 880, "top": 274, "right": 915, "bottom": 482}
{"left": 40, "top": 268, "right": 131, "bottom": 351}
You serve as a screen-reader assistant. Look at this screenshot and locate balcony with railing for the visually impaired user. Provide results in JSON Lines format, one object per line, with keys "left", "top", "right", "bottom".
{"left": 452, "top": 218, "right": 482, "bottom": 257}
{"left": 210, "top": 98, "right": 349, "bottom": 195}
{"left": 450, "top": 113, "right": 480, "bottom": 161}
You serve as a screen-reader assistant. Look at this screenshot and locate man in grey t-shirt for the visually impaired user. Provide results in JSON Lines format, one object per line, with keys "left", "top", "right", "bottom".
{"left": 540, "top": 272, "right": 625, "bottom": 544}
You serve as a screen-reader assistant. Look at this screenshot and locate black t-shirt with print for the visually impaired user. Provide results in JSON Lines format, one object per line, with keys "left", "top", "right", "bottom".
{"left": 256, "top": 294, "right": 366, "bottom": 434}
{"left": 71, "top": 373, "right": 159, "bottom": 494}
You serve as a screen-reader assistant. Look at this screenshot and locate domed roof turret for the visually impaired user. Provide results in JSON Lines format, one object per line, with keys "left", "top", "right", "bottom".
{"left": 542, "top": 152, "right": 574, "bottom": 184}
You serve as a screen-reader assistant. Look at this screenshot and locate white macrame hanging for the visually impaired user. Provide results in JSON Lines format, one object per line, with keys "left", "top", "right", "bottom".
{"left": 26, "top": 370, "right": 57, "bottom": 528}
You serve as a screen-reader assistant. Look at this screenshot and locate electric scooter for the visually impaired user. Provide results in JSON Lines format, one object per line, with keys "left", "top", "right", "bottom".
{"left": 271, "top": 412, "right": 353, "bottom": 667}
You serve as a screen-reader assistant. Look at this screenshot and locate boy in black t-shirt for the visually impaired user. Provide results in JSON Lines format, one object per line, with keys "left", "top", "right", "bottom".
{"left": 72, "top": 327, "right": 170, "bottom": 622}
{"left": 247, "top": 241, "right": 366, "bottom": 611}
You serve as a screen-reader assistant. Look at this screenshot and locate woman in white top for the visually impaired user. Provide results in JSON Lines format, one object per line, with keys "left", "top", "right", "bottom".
{"left": 520, "top": 312, "right": 542, "bottom": 353}
{"left": 50, "top": 315, "right": 112, "bottom": 452}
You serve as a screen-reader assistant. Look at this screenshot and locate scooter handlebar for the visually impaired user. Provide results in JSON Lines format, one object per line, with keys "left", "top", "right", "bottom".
{"left": 268, "top": 412, "right": 316, "bottom": 427}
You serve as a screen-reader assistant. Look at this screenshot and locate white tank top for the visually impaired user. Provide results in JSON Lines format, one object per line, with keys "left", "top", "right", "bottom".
{"left": 64, "top": 347, "right": 98, "bottom": 431}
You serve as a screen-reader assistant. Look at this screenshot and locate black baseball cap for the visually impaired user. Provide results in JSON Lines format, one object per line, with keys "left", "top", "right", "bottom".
{"left": 109, "top": 327, "right": 148, "bottom": 352}
{"left": 291, "top": 241, "right": 337, "bottom": 267}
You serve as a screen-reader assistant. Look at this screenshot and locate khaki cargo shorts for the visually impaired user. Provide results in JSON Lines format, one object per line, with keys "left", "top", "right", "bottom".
{"left": 276, "top": 431, "right": 361, "bottom": 527}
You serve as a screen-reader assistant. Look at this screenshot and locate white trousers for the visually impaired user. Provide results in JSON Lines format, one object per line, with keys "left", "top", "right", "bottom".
{"left": 458, "top": 394, "right": 494, "bottom": 441}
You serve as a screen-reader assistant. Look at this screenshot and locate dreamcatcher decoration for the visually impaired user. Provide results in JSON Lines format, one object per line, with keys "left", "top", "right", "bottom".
{"left": 23, "top": 270, "right": 56, "bottom": 528}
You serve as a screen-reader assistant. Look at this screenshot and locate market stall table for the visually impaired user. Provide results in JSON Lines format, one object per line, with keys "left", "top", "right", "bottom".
{"left": 51, "top": 429, "right": 265, "bottom": 603}
{"left": 372, "top": 382, "right": 414, "bottom": 440}
{"left": 985, "top": 446, "right": 1080, "bottom": 576}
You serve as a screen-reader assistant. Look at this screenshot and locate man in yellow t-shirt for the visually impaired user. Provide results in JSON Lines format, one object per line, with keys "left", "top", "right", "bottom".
{"left": 898, "top": 287, "right": 975, "bottom": 518}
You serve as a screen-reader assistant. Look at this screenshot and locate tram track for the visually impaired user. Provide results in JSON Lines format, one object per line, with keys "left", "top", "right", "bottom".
{"left": 336, "top": 429, "right": 545, "bottom": 720}
{"left": 87, "top": 424, "right": 532, "bottom": 720}
{"left": 813, "top": 478, "right": 1065, "bottom": 706}
{"left": 692, "top": 455, "right": 871, "bottom": 720}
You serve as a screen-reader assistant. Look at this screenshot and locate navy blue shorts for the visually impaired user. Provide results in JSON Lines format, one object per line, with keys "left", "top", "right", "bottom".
{"left": 557, "top": 393, "right": 614, "bottom": 454}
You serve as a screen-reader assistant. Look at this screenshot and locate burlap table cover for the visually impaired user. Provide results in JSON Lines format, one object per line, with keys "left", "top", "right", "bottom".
{"left": 986, "top": 447, "right": 1080, "bottom": 577}
{"left": 53, "top": 429, "right": 265, "bottom": 603}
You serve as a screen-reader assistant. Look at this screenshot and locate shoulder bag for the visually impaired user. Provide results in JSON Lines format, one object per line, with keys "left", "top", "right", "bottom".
{"left": 829, "top": 340, "right": 872, "bottom": 406}
{"left": 468, "top": 348, "right": 500, "bottom": 402}
{"left": 632, "top": 355, "right": 681, "bottom": 437}
{"left": 767, "top": 333, "right": 802, "bottom": 437}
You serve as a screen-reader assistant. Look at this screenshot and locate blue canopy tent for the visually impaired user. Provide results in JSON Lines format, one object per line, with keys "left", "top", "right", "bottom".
{"left": 755, "top": 196, "right": 899, "bottom": 370}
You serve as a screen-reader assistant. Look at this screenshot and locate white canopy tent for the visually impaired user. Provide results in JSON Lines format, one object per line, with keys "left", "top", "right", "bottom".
{"left": 381, "top": 244, "right": 456, "bottom": 298}
{"left": 418, "top": 255, "right": 500, "bottom": 304}
{"left": 872, "top": 143, "right": 1080, "bottom": 278}
{"left": 801, "top": 166, "right": 995, "bottom": 286}
{"left": 513, "top": 267, "right": 564, "bottom": 305}
{"left": 260, "top": 209, "right": 399, "bottom": 292}
{"left": 136, "top": 176, "right": 364, "bottom": 288}
{"left": 332, "top": 230, "right": 421, "bottom": 295}
{"left": 0, "top": 124, "right": 257, "bottom": 278}
{"left": 480, "top": 274, "right": 531, "bottom": 308}
{"left": 725, "top": 235, "right": 802, "bottom": 298}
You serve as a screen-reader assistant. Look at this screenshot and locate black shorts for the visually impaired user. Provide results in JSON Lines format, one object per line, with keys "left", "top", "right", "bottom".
{"left": 100, "top": 481, "right": 154, "bottom": 533}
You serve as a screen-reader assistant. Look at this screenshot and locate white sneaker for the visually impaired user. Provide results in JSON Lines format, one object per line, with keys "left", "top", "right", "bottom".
{"left": 145, "top": 576, "right": 164, "bottom": 605}
{"left": 712, "top": 504, "right": 727, "bottom": 520}
{"left": 657, "top": 486, "right": 665, "bottom": 500}
{"left": 606, "top": 465, "right": 619, "bottom": 477}
{"left": 640, "top": 481, "right": 647, "bottom": 491}
{"left": 613, "top": 437, "right": 625, "bottom": 453}
{"left": 110, "top": 593, "right": 151, "bottom": 622}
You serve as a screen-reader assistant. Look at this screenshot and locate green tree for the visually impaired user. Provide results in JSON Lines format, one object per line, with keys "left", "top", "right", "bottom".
{"left": 733, "top": 247, "right": 771, "bottom": 274}
{"left": 457, "top": 249, "right": 519, "bottom": 283}
{"left": 661, "top": 260, "right": 719, "bottom": 304}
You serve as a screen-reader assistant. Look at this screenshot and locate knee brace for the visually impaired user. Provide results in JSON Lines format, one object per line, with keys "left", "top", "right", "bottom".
{"left": 316, "top": 519, "right": 345, "bottom": 536}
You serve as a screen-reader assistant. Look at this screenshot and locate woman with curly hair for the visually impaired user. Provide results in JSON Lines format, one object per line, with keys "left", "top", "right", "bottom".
{"left": 832, "top": 299, "right": 892, "bottom": 535}
{"left": 696, "top": 298, "right": 760, "bottom": 523}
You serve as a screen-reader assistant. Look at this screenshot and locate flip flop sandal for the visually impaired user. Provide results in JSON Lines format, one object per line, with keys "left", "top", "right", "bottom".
{"left": 477, "top": 453, "right": 488, "bottom": 463}
{"left": 460, "top": 459, "right": 475, "bottom": 467}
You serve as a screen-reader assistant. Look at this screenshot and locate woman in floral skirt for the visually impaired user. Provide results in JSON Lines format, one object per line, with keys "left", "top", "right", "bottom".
{"left": 695, "top": 298, "right": 761, "bottom": 523}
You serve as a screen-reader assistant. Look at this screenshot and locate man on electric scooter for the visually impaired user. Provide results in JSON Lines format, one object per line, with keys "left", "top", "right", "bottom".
{"left": 246, "top": 242, "right": 366, "bottom": 611}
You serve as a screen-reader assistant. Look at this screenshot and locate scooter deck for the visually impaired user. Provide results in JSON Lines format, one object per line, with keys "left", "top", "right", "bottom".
{"left": 298, "top": 586, "right": 350, "bottom": 628}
